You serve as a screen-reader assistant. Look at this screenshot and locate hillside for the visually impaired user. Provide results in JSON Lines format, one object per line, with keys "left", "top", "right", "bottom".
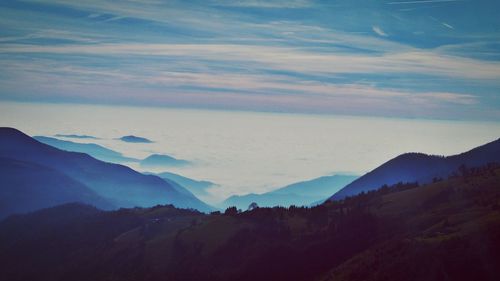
{"left": 1, "top": 163, "right": 499, "bottom": 281}
{"left": 0, "top": 127, "right": 213, "bottom": 213}
{"left": 330, "top": 138, "right": 500, "bottom": 200}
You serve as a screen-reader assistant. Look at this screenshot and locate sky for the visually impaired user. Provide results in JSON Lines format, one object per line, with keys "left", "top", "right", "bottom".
{"left": 1, "top": 0, "right": 500, "bottom": 120}
{"left": 1, "top": 1, "right": 500, "bottom": 203}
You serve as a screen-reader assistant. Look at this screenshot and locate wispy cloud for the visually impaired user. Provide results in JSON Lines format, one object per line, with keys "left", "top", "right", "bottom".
{"left": 442, "top": 22, "right": 454, "bottom": 29}
{"left": 0, "top": 0, "right": 499, "bottom": 120}
{"left": 387, "top": 0, "right": 462, "bottom": 4}
{"left": 372, "top": 26, "right": 389, "bottom": 37}
{"left": 3, "top": 43, "right": 499, "bottom": 80}
{"left": 0, "top": 29, "right": 104, "bottom": 43}
{"left": 0, "top": 49, "right": 485, "bottom": 120}
{"left": 210, "top": 0, "right": 313, "bottom": 8}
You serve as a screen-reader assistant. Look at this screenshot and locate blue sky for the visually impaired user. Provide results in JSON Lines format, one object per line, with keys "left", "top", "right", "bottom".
{"left": 1, "top": 0, "right": 500, "bottom": 120}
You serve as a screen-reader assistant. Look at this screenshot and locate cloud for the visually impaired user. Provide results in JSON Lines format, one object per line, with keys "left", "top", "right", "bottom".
{"left": 0, "top": 29, "right": 104, "bottom": 44}
{"left": 0, "top": 0, "right": 498, "bottom": 120}
{"left": 415, "top": 92, "right": 477, "bottom": 105}
{"left": 210, "top": 0, "right": 313, "bottom": 8}
{"left": 387, "top": 0, "right": 462, "bottom": 4}
{"left": 0, "top": 52, "right": 481, "bottom": 121}
{"left": 372, "top": 26, "right": 389, "bottom": 37}
{"left": 2, "top": 43, "right": 500, "bottom": 80}
{"left": 442, "top": 22, "right": 454, "bottom": 29}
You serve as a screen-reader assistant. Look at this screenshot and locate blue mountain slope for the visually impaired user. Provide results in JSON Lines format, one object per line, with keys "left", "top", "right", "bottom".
{"left": 329, "top": 138, "right": 500, "bottom": 201}
{"left": 0, "top": 157, "right": 113, "bottom": 219}
{"left": 119, "top": 135, "right": 153, "bottom": 143}
{"left": 140, "top": 154, "right": 190, "bottom": 168}
{"left": 34, "top": 136, "right": 138, "bottom": 163}
{"left": 55, "top": 134, "right": 99, "bottom": 140}
{"left": 0, "top": 127, "right": 213, "bottom": 212}
{"left": 270, "top": 175, "right": 358, "bottom": 197}
{"left": 157, "top": 172, "right": 215, "bottom": 201}
{"left": 221, "top": 175, "right": 357, "bottom": 210}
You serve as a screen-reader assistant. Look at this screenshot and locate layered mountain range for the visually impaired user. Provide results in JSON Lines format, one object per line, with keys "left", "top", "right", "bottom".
{"left": 0, "top": 127, "right": 213, "bottom": 218}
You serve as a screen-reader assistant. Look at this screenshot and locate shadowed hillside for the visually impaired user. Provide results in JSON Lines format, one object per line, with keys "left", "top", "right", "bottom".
{"left": 0, "top": 157, "right": 113, "bottom": 219}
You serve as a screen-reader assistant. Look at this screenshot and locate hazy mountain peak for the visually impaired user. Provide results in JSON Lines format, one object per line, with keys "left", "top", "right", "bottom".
{"left": 141, "top": 154, "right": 191, "bottom": 168}
{"left": 119, "top": 135, "right": 153, "bottom": 143}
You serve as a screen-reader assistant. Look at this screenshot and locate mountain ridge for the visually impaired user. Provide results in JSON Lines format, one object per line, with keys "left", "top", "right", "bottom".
{"left": 329, "top": 138, "right": 500, "bottom": 201}
{"left": 34, "top": 136, "right": 138, "bottom": 163}
{"left": 222, "top": 174, "right": 357, "bottom": 209}
{"left": 0, "top": 127, "right": 213, "bottom": 214}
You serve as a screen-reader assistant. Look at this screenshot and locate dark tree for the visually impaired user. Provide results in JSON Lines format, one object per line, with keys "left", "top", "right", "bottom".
{"left": 224, "top": 206, "right": 238, "bottom": 216}
{"left": 248, "top": 202, "right": 259, "bottom": 211}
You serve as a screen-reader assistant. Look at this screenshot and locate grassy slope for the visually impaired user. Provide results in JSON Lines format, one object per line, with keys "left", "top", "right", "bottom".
{"left": 321, "top": 167, "right": 500, "bottom": 281}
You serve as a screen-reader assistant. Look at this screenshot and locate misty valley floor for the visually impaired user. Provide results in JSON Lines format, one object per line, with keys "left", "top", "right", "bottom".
{"left": 1, "top": 164, "right": 500, "bottom": 281}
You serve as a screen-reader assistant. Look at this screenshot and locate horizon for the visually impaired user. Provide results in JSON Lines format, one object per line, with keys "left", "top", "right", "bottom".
{"left": 2, "top": 101, "right": 499, "bottom": 204}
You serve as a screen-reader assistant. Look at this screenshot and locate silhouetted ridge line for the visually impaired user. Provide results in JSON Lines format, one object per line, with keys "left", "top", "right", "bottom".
{"left": 329, "top": 138, "right": 500, "bottom": 201}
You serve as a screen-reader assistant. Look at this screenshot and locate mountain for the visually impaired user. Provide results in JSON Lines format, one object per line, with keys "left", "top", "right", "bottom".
{"left": 221, "top": 175, "right": 357, "bottom": 210}
{"left": 0, "top": 127, "right": 213, "bottom": 213}
{"left": 157, "top": 172, "right": 215, "bottom": 202}
{"left": 1, "top": 163, "right": 499, "bottom": 281}
{"left": 271, "top": 175, "right": 358, "bottom": 197}
{"left": 140, "top": 154, "right": 190, "bottom": 168}
{"left": 55, "top": 134, "right": 99, "bottom": 140}
{"left": 34, "top": 136, "right": 189, "bottom": 169}
{"left": 329, "top": 138, "right": 500, "bottom": 201}
{"left": 0, "top": 157, "right": 113, "bottom": 219}
{"left": 34, "top": 136, "right": 138, "bottom": 163}
{"left": 119, "top": 135, "right": 153, "bottom": 143}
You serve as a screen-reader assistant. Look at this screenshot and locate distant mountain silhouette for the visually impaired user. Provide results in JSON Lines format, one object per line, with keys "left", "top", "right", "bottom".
{"left": 119, "top": 135, "right": 153, "bottom": 143}
{"left": 140, "top": 154, "right": 190, "bottom": 168}
{"left": 0, "top": 157, "right": 113, "bottom": 219}
{"left": 0, "top": 128, "right": 213, "bottom": 213}
{"left": 55, "top": 134, "right": 99, "bottom": 140}
{"left": 157, "top": 172, "right": 215, "bottom": 202}
{"left": 271, "top": 175, "right": 358, "bottom": 197}
{"left": 221, "top": 175, "right": 357, "bottom": 209}
{"left": 34, "top": 136, "right": 138, "bottom": 163}
{"left": 329, "top": 138, "right": 500, "bottom": 201}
